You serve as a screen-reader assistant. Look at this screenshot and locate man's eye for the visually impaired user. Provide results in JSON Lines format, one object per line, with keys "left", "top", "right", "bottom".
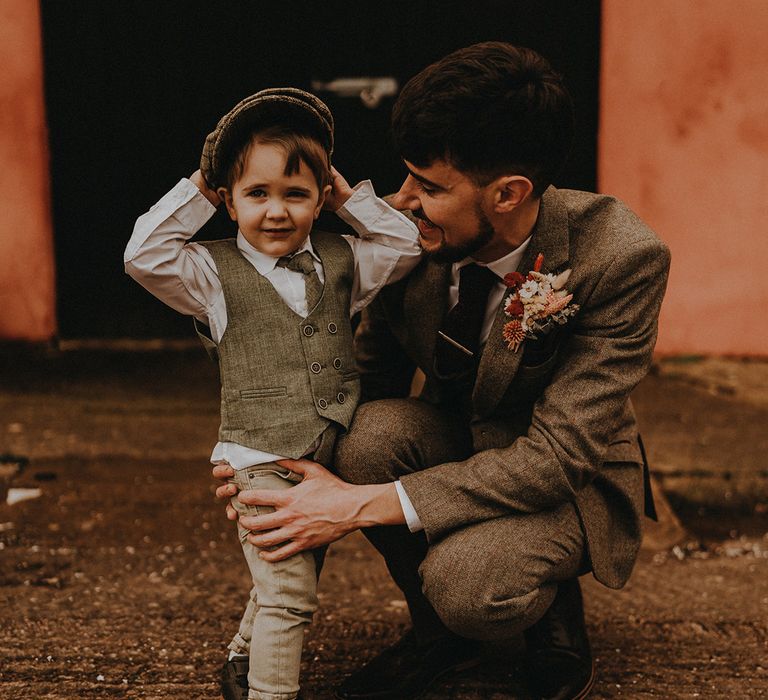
{"left": 415, "top": 181, "right": 436, "bottom": 196}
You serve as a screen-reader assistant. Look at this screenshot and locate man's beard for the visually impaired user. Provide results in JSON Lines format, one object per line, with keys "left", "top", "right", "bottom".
{"left": 423, "top": 203, "right": 495, "bottom": 263}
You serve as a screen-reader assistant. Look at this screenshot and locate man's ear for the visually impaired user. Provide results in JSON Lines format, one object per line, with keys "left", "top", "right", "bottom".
{"left": 491, "top": 175, "right": 534, "bottom": 213}
{"left": 315, "top": 184, "right": 333, "bottom": 219}
{"left": 218, "top": 188, "right": 236, "bottom": 221}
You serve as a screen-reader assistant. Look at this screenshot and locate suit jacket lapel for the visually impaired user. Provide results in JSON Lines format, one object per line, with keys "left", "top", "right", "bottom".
{"left": 404, "top": 258, "right": 451, "bottom": 371}
{"left": 472, "top": 187, "right": 570, "bottom": 417}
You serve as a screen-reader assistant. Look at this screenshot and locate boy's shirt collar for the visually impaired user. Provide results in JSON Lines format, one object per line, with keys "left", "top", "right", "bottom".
{"left": 236, "top": 231, "right": 321, "bottom": 275}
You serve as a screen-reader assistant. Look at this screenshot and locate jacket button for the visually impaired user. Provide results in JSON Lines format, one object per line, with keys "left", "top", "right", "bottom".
{"left": 327, "top": 322, "right": 338, "bottom": 334}
{"left": 332, "top": 357, "right": 342, "bottom": 370}
{"left": 310, "top": 362, "right": 322, "bottom": 374}
{"left": 303, "top": 325, "right": 315, "bottom": 337}
{"left": 336, "top": 392, "right": 346, "bottom": 404}
{"left": 317, "top": 398, "right": 328, "bottom": 409}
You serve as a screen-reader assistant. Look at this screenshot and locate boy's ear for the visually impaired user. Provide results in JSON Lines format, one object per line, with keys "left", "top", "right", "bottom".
{"left": 491, "top": 175, "right": 534, "bottom": 213}
{"left": 314, "top": 184, "right": 333, "bottom": 219}
{"left": 218, "top": 188, "right": 237, "bottom": 221}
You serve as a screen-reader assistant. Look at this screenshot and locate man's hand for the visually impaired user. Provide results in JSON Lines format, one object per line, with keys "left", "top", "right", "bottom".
{"left": 213, "top": 458, "right": 406, "bottom": 562}
{"left": 212, "top": 462, "right": 239, "bottom": 521}
{"left": 190, "top": 169, "right": 222, "bottom": 207}
{"left": 323, "top": 166, "right": 355, "bottom": 212}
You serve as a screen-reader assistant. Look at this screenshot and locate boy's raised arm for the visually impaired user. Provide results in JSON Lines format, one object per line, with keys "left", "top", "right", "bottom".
{"left": 328, "top": 168, "right": 422, "bottom": 316}
{"left": 124, "top": 173, "right": 222, "bottom": 323}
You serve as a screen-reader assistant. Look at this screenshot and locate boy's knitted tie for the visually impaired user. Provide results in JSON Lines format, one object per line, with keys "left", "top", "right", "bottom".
{"left": 435, "top": 263, "right": 498, "bottom": 376}
{"left": 277, "top": 250, "right": 323, "bottom": 310}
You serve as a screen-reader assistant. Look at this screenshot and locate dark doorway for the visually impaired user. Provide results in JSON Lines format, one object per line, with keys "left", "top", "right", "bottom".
{"left": 40, "top": 0, "right": 600, "bottom": 339}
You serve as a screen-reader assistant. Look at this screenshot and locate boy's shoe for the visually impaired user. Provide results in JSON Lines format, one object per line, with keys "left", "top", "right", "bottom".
{"left": 220, "top": 655, "right": 249, "bottom": 700}
{"left": 220, "top": 657, "right": 314, "bottom": 700}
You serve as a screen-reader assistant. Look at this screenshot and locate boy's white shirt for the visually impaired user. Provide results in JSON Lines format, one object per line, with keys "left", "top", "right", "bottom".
{"left": 126, "top": 177, "right": 425, "bottom": 529}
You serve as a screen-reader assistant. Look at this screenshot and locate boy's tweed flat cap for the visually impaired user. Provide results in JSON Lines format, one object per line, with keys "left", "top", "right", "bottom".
{"left": 200, "top": 87, "right": 334, "bottom": 189}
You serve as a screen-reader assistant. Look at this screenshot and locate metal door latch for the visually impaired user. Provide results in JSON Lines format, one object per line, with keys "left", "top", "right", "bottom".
{"left": 311, "top": 77, "right": 399, "bottom": 109}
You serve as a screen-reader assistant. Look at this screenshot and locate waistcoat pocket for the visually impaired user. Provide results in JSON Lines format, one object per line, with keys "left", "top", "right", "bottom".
{"left": 239, "top": 387, "right": 288, "bottom": 399}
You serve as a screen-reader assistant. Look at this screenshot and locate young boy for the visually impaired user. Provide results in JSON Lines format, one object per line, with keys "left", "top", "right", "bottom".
{"left": 124, "top": 88, "right": 421, "bottom": 700}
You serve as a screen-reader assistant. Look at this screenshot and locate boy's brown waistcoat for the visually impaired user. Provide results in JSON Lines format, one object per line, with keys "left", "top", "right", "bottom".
{"left": 197, "top": 231, "right": 360, "bottom": 459}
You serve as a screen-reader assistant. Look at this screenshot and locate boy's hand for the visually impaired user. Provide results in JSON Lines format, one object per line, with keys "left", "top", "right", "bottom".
{"left": 190, "top": 169, "right": 222, "bottom": 207}
{"left": 323, "top": 166, "right": 355, "bottom": 211}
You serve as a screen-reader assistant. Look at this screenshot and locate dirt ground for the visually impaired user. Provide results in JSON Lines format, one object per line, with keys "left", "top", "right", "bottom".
{"left": 0, "top": 349, "right": 766, "bottom": 699}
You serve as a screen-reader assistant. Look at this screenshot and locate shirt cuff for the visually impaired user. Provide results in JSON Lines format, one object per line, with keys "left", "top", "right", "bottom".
{"left": 394, "top": 480, "right": 424, "bottom": 532}
{"left": 176, "top": 177, "right": 218, "bottom": 227}
{"left": 336, "top": 180, "right": 417, "bottom": 241}
{"left": 124, "top": 178, "right": 217, "bottom": 262}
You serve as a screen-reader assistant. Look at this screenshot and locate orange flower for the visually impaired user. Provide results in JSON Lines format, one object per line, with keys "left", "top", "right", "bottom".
{"left": 502, "top": 319, "right": 526, "bottom": 351}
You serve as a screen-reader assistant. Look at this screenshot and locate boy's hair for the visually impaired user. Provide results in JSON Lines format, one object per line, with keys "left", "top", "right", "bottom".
{"left": 222, "top": 125, "right": 332, "bottom": 193}
{"left": 391, "top": 42, "right": 574, "bottom": 196}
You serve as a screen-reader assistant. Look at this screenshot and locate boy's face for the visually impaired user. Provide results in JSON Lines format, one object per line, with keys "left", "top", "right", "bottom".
{"left": 221, "top": 143, "right": 329, "bottom": 258}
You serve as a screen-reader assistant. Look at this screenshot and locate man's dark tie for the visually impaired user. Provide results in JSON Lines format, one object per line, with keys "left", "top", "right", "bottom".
{"left": 276, "top": 250, "right": 323, "bottom": 310}
{"left": 435, "top": 263, "right": 499, "bottom": 377}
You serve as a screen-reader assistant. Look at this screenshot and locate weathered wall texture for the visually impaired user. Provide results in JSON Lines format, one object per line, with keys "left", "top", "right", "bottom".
{"left": 0, "top": 0, "right": 56, "bottom": 341}
{"left": 600, "top": 0, "right": 768, "bottom": 355}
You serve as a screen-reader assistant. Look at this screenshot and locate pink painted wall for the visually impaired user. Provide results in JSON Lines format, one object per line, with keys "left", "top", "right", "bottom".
{"left": 0, "top": 0, "right": 56, "bottom": 341}
{"left": 600, "top": 0, "right": 768, "bottom": 355}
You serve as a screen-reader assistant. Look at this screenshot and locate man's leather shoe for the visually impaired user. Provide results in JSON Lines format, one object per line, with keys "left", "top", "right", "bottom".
{"left": 523, "top": 579, "right": 595, "bottom": 700}
{"left": 220, "top": 654, "right": 249, "bottom": 700}
{"left": 334, "top": 628, "right": 480, "bottom": 699}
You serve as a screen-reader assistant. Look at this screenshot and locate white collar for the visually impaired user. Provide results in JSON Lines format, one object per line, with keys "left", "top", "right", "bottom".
{"left": 452, "top": 235, "right": 532, "bottom": 281}
{"left": 236, "top": 232, "right": 320, "bottom": 275}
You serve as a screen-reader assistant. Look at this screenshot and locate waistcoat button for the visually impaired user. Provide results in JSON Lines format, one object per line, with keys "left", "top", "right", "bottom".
{"left": 303, "top": 325, "right": 315, "bottom": 337}
{"left": 332, "top": 357, "right": 342, "bottom": 370}
{"left": 336, "top": 392, "right": 346, "bottom": 404}
{"left": 317, "top": 398, "right": 328, "bottom": 409}
{"left": 310, "top": 362, "right": 322, "bottom": 374}
{"left": 327, "top": 322, "right": 338, "bottom": 334}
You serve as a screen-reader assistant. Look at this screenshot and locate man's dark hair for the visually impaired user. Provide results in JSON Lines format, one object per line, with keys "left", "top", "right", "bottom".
{"left": 392, "top": 42, "right": 574, "bottom": 197}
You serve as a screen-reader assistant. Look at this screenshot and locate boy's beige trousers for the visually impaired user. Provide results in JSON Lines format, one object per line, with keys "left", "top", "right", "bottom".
{"left": 226, "top": 463, "right": 318, "bottom": 700}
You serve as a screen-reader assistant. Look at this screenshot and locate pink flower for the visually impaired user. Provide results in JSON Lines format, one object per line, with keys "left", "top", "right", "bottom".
{"left": 544, "top": 291, "right": 573, "bottom": 315}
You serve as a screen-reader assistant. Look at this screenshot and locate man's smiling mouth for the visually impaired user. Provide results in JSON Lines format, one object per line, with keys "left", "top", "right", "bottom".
{"left": 413, "top": 209, "right": 439, "bottom": 234}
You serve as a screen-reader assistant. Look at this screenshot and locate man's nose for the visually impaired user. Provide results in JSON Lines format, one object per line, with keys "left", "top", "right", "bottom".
{"left": 392, "top": 175, "right": 419, "bottom": 211}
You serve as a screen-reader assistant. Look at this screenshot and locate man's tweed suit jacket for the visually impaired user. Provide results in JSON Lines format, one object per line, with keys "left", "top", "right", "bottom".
{"left": 354, "top": 186, "right": 671, "bottom": 589}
